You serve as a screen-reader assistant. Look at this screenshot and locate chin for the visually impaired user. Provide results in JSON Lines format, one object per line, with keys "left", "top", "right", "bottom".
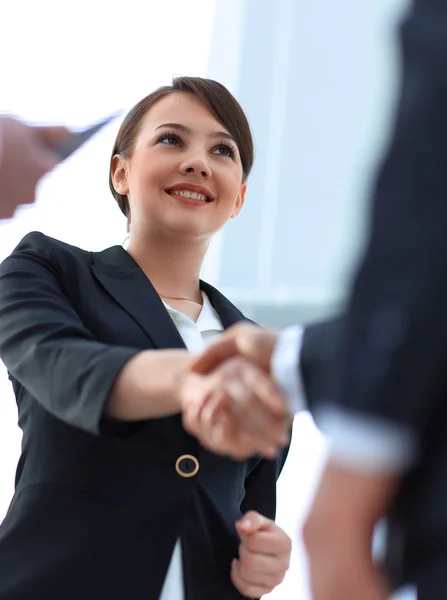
{"left": 162, "top": 217, "right": 214, "bottom": 240}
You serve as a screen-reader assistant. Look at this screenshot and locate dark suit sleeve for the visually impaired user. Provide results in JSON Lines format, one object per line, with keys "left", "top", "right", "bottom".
{"left": 324, "top": 1, "right": 447, "bottom": 445}
{"left": 299, "top": 316, "right": 345, "bottom": 413}
{"left": 0, "top": 233, "right": 140, "bottom": 435}
{"left": 240, "top": 446, "right": 289, "bottom": 520}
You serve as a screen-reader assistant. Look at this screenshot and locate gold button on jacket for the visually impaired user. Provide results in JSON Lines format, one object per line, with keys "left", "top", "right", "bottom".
{"left": 175, "top": 454, "right": 200, "bottom": 478}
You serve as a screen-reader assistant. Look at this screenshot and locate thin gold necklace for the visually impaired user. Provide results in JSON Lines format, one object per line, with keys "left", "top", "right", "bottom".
{"left": 159, "top": 293, "right": 203, "bottom": 305}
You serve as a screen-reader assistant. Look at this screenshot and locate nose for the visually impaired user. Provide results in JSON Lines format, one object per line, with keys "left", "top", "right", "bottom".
{"left": 179, "top": 154, "right": 211, "bottom": 179}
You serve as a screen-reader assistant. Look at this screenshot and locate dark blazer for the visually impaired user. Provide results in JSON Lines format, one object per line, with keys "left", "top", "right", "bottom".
{"left": 299, "top": 318, "right": 440, "bottom": 589}
{"left": 300, "top": 0, "right": 447, "bottom": 589}
{"left": 0, "top": 231, "right": 288, "bottom": 600}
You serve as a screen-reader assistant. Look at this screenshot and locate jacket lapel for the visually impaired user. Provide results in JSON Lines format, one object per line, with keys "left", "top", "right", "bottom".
{"left": 200, "top": 280, "right": 249, "bottom": 329}
{"left": 91, "top": 245, "right": 249, "bottom": 347}
{"left": 91, "top": 245, "right": 186, "bottom": 350}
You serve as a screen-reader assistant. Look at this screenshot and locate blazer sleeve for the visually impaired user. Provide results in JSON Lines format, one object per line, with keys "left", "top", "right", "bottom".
{"left": 0, "top": 233, "right": 141, "bottom": 435}
{"left": 299, "top": 316, "right": 346, "bottom": 413}
{"left": 326, "top": 1, "right": 447, "bottom": 442}
{"left": 240, "top": 446, "right": 290, "bottom": 520}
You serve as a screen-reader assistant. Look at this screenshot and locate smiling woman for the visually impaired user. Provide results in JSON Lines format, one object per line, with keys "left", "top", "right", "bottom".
{"left": 109, "top": 77, "right": 253, "bottom": 238}
{"left": 108, "top": 77, "right": 253, "bottom": 319}
{"left": 0, "top": 77, "right": 291, "bottom": 600}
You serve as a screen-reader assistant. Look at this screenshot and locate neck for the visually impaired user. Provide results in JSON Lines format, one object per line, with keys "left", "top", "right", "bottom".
{"left": 126, "top": 227, "right": 210, "bottom": 301}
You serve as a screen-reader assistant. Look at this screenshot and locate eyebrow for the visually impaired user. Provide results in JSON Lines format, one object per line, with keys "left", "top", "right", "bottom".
{"left": 154, "top": 122, "right": 236, "bottom": 144}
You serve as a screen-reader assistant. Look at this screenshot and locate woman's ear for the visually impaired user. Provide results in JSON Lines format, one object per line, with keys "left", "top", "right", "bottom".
{"left": 111, "top": 155, "right": 129, "bottom": 195}
{"left": 231, "top": 184, "right": 247, "bottom": 218}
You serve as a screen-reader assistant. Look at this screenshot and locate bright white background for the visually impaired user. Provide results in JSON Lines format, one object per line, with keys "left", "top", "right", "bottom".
{"left": 0, "top": 1, "right": 414, "bottom": 599}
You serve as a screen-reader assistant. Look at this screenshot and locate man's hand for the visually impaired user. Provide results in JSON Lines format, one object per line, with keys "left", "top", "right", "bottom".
{"left": 231, "top": 511, "right": 291, "bottom": 598}
{"left": 303, "top": 461, "right": 399, "bottom": 600}
{"left": 192, "top": 322, "right": 279, "bottom": 375}
{"left": 180, "top": 356, "right": 291, "bottom": 460}
{"left": 0, "top": 117, "right": 70, "bottom": 219}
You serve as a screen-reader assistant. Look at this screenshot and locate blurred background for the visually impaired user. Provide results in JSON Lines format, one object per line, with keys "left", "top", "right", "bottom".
{"left": 0, "top": 0, "right": 413, "bottom": 597}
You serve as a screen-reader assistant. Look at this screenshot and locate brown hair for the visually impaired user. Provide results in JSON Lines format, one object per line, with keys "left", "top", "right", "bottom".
{"left": 109, "top": 76, "right": 254, "bottom": 219}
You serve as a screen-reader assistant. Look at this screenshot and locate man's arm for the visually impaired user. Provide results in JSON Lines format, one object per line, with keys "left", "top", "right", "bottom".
{"left": 273, "top": 319, "right": 416, "bottom": 473}
{"left": 325, "top": 0, "right": 447, "bottom": 450}
{"left": 265, "top": 1, "right": 447, "bottom": 474}
{"left": 304, "top": 2, "right": 447, "bottom": 597}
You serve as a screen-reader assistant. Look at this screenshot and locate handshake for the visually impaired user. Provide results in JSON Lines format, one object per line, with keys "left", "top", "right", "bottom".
{"left": 178, "top": 323, "right": 293, "bottom": 460}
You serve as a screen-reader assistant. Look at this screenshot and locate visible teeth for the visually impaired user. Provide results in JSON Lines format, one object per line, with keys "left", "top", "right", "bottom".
{"left": 170, "top": 189, "right": 209, "bottom": 201}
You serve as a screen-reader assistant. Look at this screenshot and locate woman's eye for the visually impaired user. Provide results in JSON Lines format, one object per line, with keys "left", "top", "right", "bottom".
{"left": 159, "top": 134, "right": 180, "bottom": 146}
{"left": 214, "top": 145, "right": 235, "bottom": 158}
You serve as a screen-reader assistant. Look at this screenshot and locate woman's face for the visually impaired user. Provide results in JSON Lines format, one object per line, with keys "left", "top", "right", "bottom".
{"left": 112, "top": 92, "right": 247, "bottom": 239}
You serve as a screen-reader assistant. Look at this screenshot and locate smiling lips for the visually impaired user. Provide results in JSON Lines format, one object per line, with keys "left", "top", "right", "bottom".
{"left": 165, "top": 184, "right": 214, "bottom": 206}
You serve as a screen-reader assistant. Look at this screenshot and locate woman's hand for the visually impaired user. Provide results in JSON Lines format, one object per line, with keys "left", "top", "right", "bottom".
{"left": 179, "top": 356, "right": 291, "bottom": 459}
{"left": 231, "top": 511, "right": 291, "bottom": 598}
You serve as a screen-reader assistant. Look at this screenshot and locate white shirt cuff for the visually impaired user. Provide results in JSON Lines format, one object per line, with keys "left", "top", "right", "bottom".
{"left": 271, "top": 326, "right": 307, "bottom": 415}
{"left": 314, "top": 404, "right": 417, "bottom": 473}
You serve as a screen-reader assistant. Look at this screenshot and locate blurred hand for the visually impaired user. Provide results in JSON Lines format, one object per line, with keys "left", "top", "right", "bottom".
{"left": 231, "top": 511, "right": 291, "bottom": 598}
{"left": 192, "top": 322, "right": 279, "bottom": 375}
{"left": 185, "top": 323, "right": 290, "bottom": 459}
{"left": 0, "top": 116, "right": 71, "bottom": 219}
{"left": 180, "top": 355, "right": 291, "bottom": 460}
{"left": 303, "top": 461, "right": 399, "bottom": 600}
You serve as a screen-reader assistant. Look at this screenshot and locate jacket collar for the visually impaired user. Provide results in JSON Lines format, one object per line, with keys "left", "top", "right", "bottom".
{"left": 90, "top": 245, "right": 247, "bottom": 349}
